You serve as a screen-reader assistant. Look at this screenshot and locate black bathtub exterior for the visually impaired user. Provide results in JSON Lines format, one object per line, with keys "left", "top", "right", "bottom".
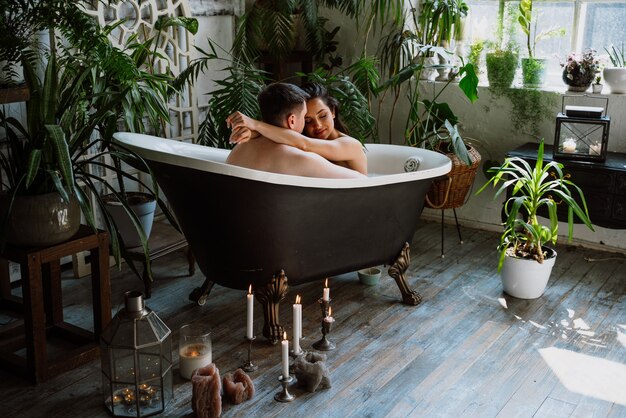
{"left": 150, "top": 161, "right": 431, "bottom": 290}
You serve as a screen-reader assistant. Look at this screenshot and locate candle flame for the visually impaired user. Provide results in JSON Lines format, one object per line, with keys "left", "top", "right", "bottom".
{"left": 283, "top": 331, "right": 287, "bottom": 340}
{"left": 324, "top": 278, "right": 329, "bottom": 288}
{"left": 248, "top": 284, "right": 252, "bottom": 294}
{"left": 328, "top": 306, "right": 332, "bottom": 317}
{"left": 295, "top": 294, "right": 301, "bottom": 304}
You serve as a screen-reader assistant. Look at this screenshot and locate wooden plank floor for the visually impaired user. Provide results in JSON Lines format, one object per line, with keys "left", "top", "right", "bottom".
{"left": 1, "top": 221, "right": 625, "bottom": 418}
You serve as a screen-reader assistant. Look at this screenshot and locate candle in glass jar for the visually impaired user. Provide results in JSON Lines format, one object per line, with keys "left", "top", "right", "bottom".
{"left": 562, "top": 138, "right": 577, "bottom": 153}
{"left": 292, "top": 295, "right": 302, "bottom": 354}
{"left": 179, "top": 343, "right": 212, "bottom": 380}
{"left": 247, "top": 285, "right": 254, "bottom": 339}
{"left": 322, "top": 278, "right": 330, "bottom": 301}
{"left": 281, "top": 332, "right": 289, "bottom": 378}
{"left": 589, "top": 142, "right": 601, "bottom": 155}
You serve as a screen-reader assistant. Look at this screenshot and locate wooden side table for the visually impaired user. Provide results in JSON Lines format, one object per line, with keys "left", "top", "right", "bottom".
{"left": 0, "top": 226, "right": 111, "bottom": 383}
{"left": 126, "top": 219, "right": 195, "bottom": 298}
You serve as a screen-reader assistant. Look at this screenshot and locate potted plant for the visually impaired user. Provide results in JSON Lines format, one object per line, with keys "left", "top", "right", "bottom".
{"left": 561, "top": 49, "right": 599, "bottom": 92}
{"left": 517, "top": 0, "right": 565, "bottom": 87}
{"left": 477, "top": 139, "right": 594, "bottom": 299}
{"left": 486, "top": 1, "right": 519, "bottom": 91}
{"left": 603, "top": 43, "right": 626, "bottom": 94}
{"left": 0, "top": 3, "right": 194, "bottom": 277}
{"left": 592, "top": 75, "right": 603, "bottom": 94}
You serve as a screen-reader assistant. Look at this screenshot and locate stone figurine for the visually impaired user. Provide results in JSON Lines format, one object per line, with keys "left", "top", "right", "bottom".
{"left": 293, "top": 352, "right": 332, "bottom": 393}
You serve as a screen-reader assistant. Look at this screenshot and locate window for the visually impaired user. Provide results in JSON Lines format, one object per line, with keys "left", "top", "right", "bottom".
{"left": 464, "top": 0, "right": 626, "bottom": 86}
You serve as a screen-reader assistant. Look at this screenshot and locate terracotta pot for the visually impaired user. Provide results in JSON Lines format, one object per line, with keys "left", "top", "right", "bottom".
{"left": 0, "top": 192, "right": 81, "bottom": 247}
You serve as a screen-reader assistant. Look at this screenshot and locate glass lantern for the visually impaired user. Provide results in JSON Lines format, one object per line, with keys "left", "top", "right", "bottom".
{"left": 553, "top": 97, "right": 610, "bottom": 163}
{"left": 100, "top": 291, "right": 173, "bottom": 417}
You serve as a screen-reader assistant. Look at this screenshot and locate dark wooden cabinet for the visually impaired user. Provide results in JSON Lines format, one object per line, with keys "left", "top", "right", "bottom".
{"left": 506, "top": 142, "right": 626, "bottom": 229}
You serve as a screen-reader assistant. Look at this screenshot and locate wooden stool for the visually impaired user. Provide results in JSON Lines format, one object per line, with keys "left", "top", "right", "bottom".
{"left": 0, "top": 226, "right": 111, "bottom": 383}
{"left": 126, "top": 219, "right": 195, "bottom": 298}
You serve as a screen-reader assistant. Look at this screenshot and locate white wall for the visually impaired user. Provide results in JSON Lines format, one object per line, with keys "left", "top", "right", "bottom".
{"left": 321, "top": 7, "right": 626, "bottom": 253}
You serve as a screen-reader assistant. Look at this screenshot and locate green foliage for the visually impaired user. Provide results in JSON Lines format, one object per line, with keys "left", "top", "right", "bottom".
{"left": 417, "top": 0, "right": 469, "bottom": 46}
{"left": 506, "top": 88, "right": 558, "bottom": 137}
{"left": 0, "top": 5, "right": 196, "bottom": 276}
{"left": 486, "top": 50, "right": 518, "bottom": 93}
{"left": 521, "top": 57, "right": 546, "bottom": 86}
{"left": 467, "top": 40, "right": 485, "bottom": 73}
{"left": 605, "top": 43, "right": 626, "bottom": 67}
{"left": 477, "top": 139, "right": 593, "bottom": 270}
{"left": 517, "top": 0, "right": 565, "bottom": 59}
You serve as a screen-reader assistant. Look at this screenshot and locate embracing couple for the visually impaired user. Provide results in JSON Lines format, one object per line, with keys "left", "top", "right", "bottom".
{"left": 226, "top": 82, "right": 367, "bottom": 179}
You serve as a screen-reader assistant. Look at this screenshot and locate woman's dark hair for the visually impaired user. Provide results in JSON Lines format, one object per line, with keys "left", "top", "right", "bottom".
{"left": 301, "top": 83, "right": 349, "bottom": 134}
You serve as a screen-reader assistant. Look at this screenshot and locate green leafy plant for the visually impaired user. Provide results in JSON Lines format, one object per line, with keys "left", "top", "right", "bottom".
{"left": 467, "top": 40, "right": 485, "bottom": 73}
{"left": 517, "top": 0, "right": 565, "bottom": 59}
{"left": 0, "top": 3, "right": 197, "bottom": 276}
{"left": 417, "top": 0, "right": 469, "bottom": 46}
{"left": 477, "top": 139, "right": 594, "bottom": 270}
{"left": 605, "top": 43, "right": 625, "bottom": 67}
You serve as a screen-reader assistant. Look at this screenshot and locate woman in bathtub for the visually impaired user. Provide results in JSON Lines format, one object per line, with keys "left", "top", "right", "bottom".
{"left": 227, "top": 83, "right": 367, "bottom": 175}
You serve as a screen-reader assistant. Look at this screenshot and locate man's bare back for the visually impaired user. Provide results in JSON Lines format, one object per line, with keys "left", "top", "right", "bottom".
{"left": 226, "top": 136, "right": 365, "bottom": 179}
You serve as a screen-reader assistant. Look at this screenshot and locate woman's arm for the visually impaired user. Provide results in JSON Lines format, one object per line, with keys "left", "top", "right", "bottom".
{"left": 227, "top": 111, "right": 364, "bottom": 164}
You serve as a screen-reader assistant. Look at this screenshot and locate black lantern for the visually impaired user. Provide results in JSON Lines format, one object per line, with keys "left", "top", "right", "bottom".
{"left": 554, "top": 96, "right": 610, "bottom": 162}
{"left": 100, "top": 291, "right": 173, "bottom": 417}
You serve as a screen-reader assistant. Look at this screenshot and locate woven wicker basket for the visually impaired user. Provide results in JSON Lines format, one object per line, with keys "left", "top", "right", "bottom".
{"left": 425, "top": 146, "right": 482, "bottom": 210}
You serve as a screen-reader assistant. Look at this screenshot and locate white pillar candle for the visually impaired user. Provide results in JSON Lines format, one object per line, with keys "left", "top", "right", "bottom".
{"left": 179, "top": 343, "right": 212, "bottom": 380}
{"left": 292, "top": 295, "right": 301, "bottom": 354}
{"left": 246, "top": 285, "right": 254, "bottom": 339}
{"left": 589, "top": 142, "right": 601, "bottom": 155}
{"left": 322, "top": 278, "right": 330, "bottom": 301}
{"left": 562, "top": 138, "right": 577, "bottom": 153}
{"left": 281, "top": 332, "right": 289, "bottom": 378}
{"left": 324, "top": 306, "right": 334, "bottom": 323}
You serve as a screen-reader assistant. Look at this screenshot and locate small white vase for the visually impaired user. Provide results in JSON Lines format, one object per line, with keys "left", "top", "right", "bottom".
{"left": 499, "top": 247, "right": 557, "bottom": 299}
{"left": 603, "top": 67, "right": 626, "bottom": 94}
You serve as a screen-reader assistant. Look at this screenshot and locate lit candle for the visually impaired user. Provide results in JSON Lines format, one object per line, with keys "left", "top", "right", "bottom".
{"left": 247, "top": 285, "right": 254, "bottom": 339}
{"left": 589, "top": 142, "right": 601, "bottom": 155}
{"left": 179, "top": 343, "right": 212, "bottom": 380}
{"left": 293, "top": 295, "right": 302, "bottom": 354}
{"left": 281, "top": 332, "right": 289, "bottom": 378}
{"left": 562, "top": 137, "right": 577, "bottom": 153}
{"left": 324, "top": 306, "right": 335, "bottom": 323}
{"left": 322, "top": 278, "right": 330, "bottom": 301}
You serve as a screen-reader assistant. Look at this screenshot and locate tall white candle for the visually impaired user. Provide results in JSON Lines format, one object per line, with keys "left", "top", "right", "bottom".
{"left": 179, "top": 343, "right": 212, "bottom": 380}
{"left": 292, "top": 295, "right": 301, "bottom": 354}
{"left": 246, "top": 285, "right": 254, "bottom": 339}
{"left": 281, "top": 332, "right": 289, "bottom": 378}
{"left": 322, "top": 278, "right": 330, "bottom": 301}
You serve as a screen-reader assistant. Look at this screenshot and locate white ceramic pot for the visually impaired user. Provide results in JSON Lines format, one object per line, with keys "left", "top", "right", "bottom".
{"left": 103, "top": 192, "right": 157, "bottom": 248}
{"left": 603, "top": 67, "right": 626, "bottom": 94}
{"left": 499, "top": 247, "right": 557, "bottom": 299}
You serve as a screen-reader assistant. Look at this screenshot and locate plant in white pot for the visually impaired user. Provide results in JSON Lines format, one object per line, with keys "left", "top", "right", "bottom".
{"left": 477, "top": 139, "right": 594, "bottom": 299}
{"left": 603, "top": 43, "right": 626, "bottom": 94}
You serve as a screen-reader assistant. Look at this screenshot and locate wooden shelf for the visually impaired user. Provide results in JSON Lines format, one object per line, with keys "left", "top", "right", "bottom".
{"left": 0, "top": 86, "right": 29, "bottom": 104}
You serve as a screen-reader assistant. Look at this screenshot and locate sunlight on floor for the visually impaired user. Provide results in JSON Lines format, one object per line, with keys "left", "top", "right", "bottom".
{"left": 618, "top": 329, "right": 626, "bottom": 349}
{"left": 539, "top": 347, "right": 626, "bottom": 405}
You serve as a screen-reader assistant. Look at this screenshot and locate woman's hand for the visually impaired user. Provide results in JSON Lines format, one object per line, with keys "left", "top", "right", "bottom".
{"left": 227, "top": 112, "right": 259, "bottom": 144}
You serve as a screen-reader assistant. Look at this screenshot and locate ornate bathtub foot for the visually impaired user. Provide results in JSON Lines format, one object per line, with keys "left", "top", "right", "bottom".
{"left": 388, "top": 242, "right": 422, "bottom": 305}
{"left": 189, "top": 279, "right": 215, "bottom": 306}
{"left": 255, "top": 270, "right": 289, "bottom": 344}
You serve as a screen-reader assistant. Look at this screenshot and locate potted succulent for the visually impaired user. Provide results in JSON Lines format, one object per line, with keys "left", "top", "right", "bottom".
{"left": 477, "top": 139, "right": 594, "bottom": 299}
{"left": 517, "top": 0, "right": 565, "bottom": 87}
{"left": 603, "top": 43, "right": 626, "bottom": 94}
{"left": 561, "top": 49, "right": 599, "bottom": 92}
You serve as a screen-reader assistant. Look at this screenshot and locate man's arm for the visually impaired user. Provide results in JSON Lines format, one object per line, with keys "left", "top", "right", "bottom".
{"left": 228, "top": 112, "right": 364, "bottom": 164}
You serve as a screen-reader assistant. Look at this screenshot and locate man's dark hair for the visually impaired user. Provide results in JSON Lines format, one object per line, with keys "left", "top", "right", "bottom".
{"left": 258, "top": 83, "right": 309, "bottom": 127}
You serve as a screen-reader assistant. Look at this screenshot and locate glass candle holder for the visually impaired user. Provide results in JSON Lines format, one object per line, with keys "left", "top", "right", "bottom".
{"left": 179, "top": 323, "right": 212, "bottom": 380}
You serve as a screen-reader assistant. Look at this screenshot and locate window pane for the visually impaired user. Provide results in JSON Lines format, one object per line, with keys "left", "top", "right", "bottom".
{"left": 582, "top": 2, "right": 626, "bottom": 52}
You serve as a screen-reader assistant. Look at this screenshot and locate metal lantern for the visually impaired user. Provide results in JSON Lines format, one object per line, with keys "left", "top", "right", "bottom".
{"left": 554, "top": 96, "right": 610, "bottom": 162}
{"left": 100, "top": 291, "right": 173, "bottom": 417}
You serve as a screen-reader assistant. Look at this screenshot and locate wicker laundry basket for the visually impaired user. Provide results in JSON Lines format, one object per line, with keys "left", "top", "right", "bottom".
{"left": 425, "top": 146, "right": 481, "bottom": 210}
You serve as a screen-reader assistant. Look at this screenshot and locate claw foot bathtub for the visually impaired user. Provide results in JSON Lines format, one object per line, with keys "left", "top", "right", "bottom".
{"left": 114, "top": 133, "right": 451, "bottom": 342}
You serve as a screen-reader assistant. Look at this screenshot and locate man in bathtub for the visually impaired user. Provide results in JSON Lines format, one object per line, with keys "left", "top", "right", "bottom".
{"left": 225, "top": 82, "right": 365, "bottom": 179}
